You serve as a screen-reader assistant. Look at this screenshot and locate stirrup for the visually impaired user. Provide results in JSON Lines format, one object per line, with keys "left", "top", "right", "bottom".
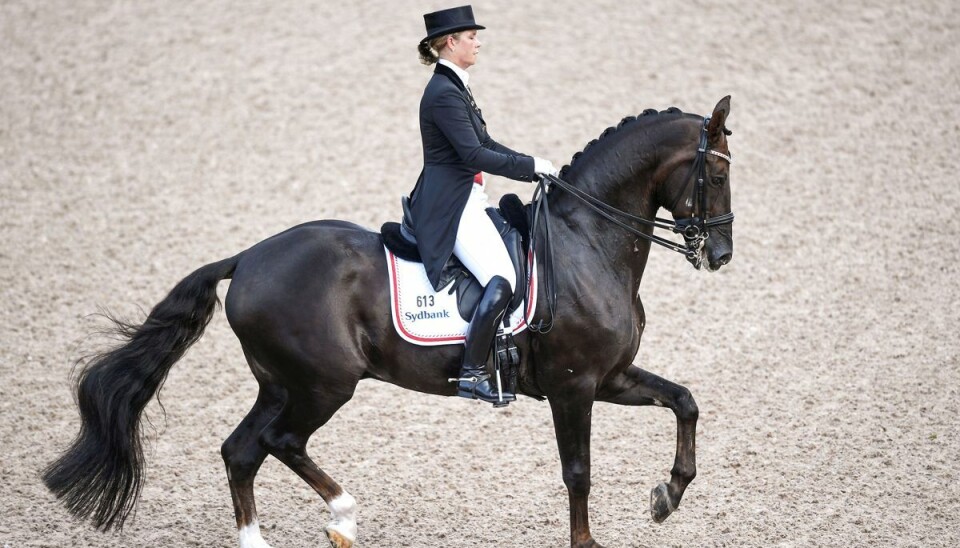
{"left": 450, "top": 373, "right": 514, "bottom": 406}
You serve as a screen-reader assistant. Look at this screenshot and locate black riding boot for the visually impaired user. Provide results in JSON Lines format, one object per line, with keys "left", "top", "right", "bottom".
{"left": 453, "top": 275, "right": 516, "bottom": 405}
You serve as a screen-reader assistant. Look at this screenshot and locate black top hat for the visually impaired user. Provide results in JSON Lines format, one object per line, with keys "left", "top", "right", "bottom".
{"left": 421, "top": 5, "right": 485, "bottom": 44}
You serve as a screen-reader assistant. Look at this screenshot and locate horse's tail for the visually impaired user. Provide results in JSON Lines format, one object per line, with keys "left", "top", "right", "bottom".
{"left": 41, "top": 253, "right": 240, "bottom": 531}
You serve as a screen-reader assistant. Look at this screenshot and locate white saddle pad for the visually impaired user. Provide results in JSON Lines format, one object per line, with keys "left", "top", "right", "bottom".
{"left": 385, "top": 247, "right": 537, "bottom": 346}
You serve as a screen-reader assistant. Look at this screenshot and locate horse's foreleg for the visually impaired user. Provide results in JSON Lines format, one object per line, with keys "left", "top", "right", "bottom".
{"left": 598, "top": 365, "right": 698, "bottom": 523}
{"left": 549, "top": 393, "right": 604, "bottom": 548}
{"left": 258, "top": 387, "right": 358, "bottom": 548}
{"left": 221, "top": 383, "right": 285, "bottom": 548}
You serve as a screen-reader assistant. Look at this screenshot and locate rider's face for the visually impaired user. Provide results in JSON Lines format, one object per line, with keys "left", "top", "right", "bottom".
{"left": 447, "top": 31, "right": 481, "bottom": 69}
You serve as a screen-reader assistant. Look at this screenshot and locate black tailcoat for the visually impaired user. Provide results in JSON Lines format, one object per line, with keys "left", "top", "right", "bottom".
{"left": 410, "top": 63, "right": 535, "bottom": 290}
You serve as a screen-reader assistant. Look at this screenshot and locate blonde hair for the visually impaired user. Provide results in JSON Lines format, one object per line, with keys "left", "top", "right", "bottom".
{"left": 417, "top": 32, "right": 460, "bottom": 65}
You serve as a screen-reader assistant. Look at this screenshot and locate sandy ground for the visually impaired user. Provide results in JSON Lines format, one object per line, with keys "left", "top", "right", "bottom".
{"left": 2, "top": 0, "right": 959, "bottom": 546}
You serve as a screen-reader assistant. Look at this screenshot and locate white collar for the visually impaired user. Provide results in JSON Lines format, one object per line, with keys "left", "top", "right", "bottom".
{"left": 438, "top": 58, "right": 470, "bottom": 87}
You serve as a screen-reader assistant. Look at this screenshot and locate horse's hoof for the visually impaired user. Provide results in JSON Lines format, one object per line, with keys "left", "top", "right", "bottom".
{"left": 650, "top": 482, "right": 676, "bottom": 523}
{"left": 325, "top": 525, "right": 355, "bottom": 548}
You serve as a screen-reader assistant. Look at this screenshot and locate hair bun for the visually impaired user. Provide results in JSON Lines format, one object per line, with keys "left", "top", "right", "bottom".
{"left": 418, "top": 40, "right": 439, "bottom": 65}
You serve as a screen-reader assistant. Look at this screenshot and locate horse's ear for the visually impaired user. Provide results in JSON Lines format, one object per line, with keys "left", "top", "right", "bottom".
{"left": 707, "top": 95, "right": 731, "bottom": 139}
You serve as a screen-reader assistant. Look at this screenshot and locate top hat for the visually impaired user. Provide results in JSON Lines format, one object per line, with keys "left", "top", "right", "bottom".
{"left": 421, "top": 5, "right": 485, "bottom": 44}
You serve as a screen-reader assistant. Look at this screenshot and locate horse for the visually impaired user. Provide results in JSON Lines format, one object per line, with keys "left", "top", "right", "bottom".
{"left": 42, "top": 96, "right": 734, "bottom": 548}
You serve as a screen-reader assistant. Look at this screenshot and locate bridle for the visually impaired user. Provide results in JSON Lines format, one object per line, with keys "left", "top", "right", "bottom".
{"left": 527, "top": 117, "right": 734, "bottom": 333}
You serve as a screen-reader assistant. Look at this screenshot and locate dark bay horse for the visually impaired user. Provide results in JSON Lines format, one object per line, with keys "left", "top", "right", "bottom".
{"left": 43, "top": 97, "right": 734, "bottom": 548}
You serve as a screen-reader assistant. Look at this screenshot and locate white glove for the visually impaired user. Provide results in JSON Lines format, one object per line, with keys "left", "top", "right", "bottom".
{"left": 533, "top": 157, "right": 559, "bottom": 177}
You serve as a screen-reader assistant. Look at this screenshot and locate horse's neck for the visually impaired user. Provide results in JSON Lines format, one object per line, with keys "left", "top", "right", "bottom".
{"left": 551, "top": 132, "right": 669, "bottom": 289}
{"left": 556, "top": 185, "right": 656, "bottom": 237}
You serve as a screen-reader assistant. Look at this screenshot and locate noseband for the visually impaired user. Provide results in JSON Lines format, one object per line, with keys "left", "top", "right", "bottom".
{"left": 527, "top": 117, "right": 733, "bottom": 332}
{"left": 538, "top": 117, "right": 733, "bottom": 266}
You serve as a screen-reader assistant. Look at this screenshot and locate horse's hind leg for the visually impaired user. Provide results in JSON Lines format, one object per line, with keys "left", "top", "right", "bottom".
{"left": 597, "top": 365, "right": 698, "bottom": 523}
{"left": 258, "top": 384, "right": 359, "bottom": 548}
{"left": 221, "top": 382, "right": 285, "bottom": 548}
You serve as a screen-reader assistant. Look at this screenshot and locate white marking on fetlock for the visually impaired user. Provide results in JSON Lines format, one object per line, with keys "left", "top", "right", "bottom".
{"left": 326, "top": 491, "right": 358, "bottom": 544}
{"left": 238, "top": 520, "right": 272, "bottom": 548}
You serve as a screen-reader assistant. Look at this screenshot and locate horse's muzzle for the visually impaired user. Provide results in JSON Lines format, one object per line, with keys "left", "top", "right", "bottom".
{"left": 705, "top": 226, "right": 733, "bottom": 271}
{"left": 707, "top": 251, "right": 732, "bottom": 271}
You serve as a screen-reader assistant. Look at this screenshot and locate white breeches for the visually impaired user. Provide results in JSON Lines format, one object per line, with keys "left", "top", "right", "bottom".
{"left": 453, "top": 183, "right": 516, "bottom": 292}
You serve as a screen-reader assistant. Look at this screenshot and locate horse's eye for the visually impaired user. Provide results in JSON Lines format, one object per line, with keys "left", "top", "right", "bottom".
{"left": 711, "top": 175, "right": 726, "bottom": 187}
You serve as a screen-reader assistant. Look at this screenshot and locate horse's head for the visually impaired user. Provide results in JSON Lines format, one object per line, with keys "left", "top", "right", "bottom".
{"left": 657, "top": 96, "right": 734, "bottom": 272}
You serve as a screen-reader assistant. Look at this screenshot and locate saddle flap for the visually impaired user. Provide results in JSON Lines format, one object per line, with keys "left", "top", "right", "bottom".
{"left": 485, "top": 207, "right": 527, "bottom": 315}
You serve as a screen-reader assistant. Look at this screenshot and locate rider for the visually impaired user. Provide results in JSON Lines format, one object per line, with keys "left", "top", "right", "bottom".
{"left": 409, "top": 5, "right": 558, "bottom": 404}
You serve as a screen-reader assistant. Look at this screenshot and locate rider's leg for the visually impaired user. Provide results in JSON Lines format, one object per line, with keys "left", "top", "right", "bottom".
{"left": 452, "top": 185, "right": 517, "bottom": 292}
{"left": 451, "top": 184, "right": 517, "bottom": 404}
{"left": 453, "top": 275, "right": 513, "bottom": 403}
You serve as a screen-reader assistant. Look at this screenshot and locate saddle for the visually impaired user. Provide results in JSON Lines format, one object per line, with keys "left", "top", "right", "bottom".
{"left": 380, "top": 194, "right": 531, "bottom": 323}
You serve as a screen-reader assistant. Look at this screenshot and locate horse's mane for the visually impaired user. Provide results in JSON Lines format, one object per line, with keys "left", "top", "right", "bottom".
{"left": 559, "top": 107, "right": 687, "bottom": 177}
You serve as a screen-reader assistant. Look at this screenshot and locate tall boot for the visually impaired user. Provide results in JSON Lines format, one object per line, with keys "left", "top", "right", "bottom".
{"left": 452, "top": 275, "right": 517, "bottom": 404}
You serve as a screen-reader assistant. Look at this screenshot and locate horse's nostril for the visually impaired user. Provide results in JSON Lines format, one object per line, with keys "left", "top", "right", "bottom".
{"left": 719, "top": 253, "right": 732, "bottom": 265}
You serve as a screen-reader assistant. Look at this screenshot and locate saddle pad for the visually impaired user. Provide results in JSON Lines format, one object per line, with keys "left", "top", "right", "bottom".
{"left": 385, "top": 247, "right": 537, "bottom": 346}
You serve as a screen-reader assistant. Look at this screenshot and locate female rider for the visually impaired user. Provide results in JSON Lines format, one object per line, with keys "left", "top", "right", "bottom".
{"left": 409, "top": 5, "right": 558, "bottom": 405}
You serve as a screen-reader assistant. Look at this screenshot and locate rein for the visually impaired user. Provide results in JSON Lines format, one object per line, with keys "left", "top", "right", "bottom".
{"left": 527, "top": 117, "right": 734, "bottom": 334}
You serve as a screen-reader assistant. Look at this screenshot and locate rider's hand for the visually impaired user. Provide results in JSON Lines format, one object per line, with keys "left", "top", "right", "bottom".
{"left": 533, "top": 157, "right": 559, "bottom": 178}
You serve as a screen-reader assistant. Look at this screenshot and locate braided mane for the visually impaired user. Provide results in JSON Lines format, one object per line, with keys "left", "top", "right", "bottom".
{"left": 559, "top": 107, "right": 686, "bottom": 177}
